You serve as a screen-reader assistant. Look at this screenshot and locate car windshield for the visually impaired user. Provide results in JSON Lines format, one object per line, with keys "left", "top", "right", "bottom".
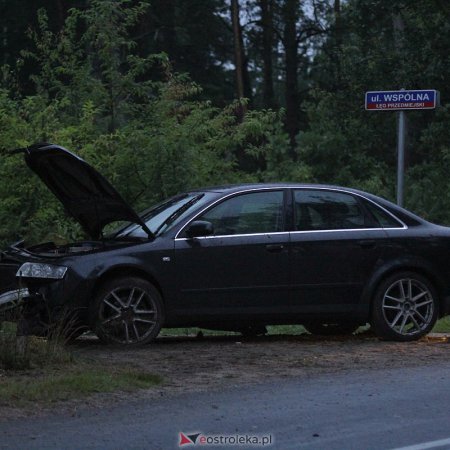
{"left": 115, "top": 192, "right": 215, "bottom": 238}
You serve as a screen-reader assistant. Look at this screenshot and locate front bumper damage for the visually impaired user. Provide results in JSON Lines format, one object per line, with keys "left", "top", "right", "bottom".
{"left": 0, "top": 287, "right": 50, "bottom": 336}
{"left": 0, "top": 288, "right": 29, "bottom": 312}
{"left": 0, "top": 259, "right": 24, "bottom": 321}
{"left": 1, "top": 282, "right": 89, "bottom": 338}
{"left": 0, "top": 262, "right": 63, "bottom": 336}
{"left": 0, "top": 241, "right": 92, "bottom": 338}
{"left": 1, "top": 255, "right": 70, "bottom": 335}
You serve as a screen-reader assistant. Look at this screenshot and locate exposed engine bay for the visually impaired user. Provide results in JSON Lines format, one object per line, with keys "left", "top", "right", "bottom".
{"left": 5, "top": 237, "right": 144, "bottom": 259}
{"left": 26, "top": 240, "right": 102, "bottom": 256}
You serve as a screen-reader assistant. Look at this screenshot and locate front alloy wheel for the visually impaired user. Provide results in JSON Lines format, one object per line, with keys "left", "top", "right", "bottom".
{"left": 90, "top": 277, "right": 163, "bottom": 345}
{"left": 371, "top": 272, "right": 438, "bottom": 341}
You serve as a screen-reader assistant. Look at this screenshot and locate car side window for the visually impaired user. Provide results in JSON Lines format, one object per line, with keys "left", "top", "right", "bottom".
{"left": 198, "top": 191, "right": 285, "bottom": 236}
{"left": 294, "top": 190, "right": 373, "bottom": 231}
{"left": 363, "top": 200, "right": 404, "bottom": 228}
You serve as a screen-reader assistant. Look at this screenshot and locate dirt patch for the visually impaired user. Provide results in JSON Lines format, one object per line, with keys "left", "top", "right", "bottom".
{"left": 1, "top": 332, "right": 449, "bottom": 419}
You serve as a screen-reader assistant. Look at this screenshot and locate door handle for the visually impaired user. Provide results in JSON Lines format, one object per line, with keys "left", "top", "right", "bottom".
{"left": 265, "top": 244, "right": 285, "bottom": 253}
{"left": 358, "top": 239, "right": 376, "bottom": 249}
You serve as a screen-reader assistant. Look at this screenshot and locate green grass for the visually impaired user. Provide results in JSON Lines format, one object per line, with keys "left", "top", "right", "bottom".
{"left": 160, "top": 327, "right": 240, "bottom": 337}
{"left": 267, "top": 325, "right": 306, "bottom": 335}
{"left": 432, "top": 316, "right": 450, "bottom": 333}
{"left": 0, "top": 321, "right": 73, "bottom": 370}
{"left": 0, "top": 321, "right": 16, "bottom": 334}
{"left": 160, "top": 325, "right": 307, "bottom": 337}
{"left": 0, "top": 321, "right": 163, "bottom": 405}
{"left": 0, "top": 367, "right": 163, "bottom": 405}
{"left": 162, "top": 319, "right": 450, "bottom": 338}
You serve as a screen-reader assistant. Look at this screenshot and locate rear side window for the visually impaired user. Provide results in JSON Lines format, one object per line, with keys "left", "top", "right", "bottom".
{"left": 363, "top": 200, "right": 404, "bottom": 228}
{"left": 294, "top": 190, "right": 373, "bottom": 231}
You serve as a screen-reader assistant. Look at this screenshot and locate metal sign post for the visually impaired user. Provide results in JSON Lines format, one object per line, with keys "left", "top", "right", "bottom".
{"left": 397, "top": 110, "right": 406, "bottom": 207}
{"left": 365, "top": 89, "right": 439, "bottom": 207}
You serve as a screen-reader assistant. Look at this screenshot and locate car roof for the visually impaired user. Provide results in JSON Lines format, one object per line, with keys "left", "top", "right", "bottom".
{"left": 190, "top": 183, "right": 427, "bottom": 226}
{"left": 194, "top": 182, "right": 358, "bottom": 193}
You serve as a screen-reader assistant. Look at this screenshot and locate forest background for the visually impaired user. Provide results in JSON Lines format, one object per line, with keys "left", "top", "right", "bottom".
{"left": 0, "top": 0, "right": 449, "bottom": 244}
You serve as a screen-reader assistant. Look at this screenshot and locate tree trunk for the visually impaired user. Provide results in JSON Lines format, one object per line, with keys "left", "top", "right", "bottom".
{"left": 231, "top": 0, "right": 245, "bottom": 100}
{"left": 55, "top": 0, "right": 66, "bottom": 30}
{"left": 334, "top": 0, "right": 340, "bottom": 15}
{"left": 393, "top": 11, "right": 407, "bottom": 91}
{"left": 393, "top": 11, "right": 409, "bottom": 171}
{"left": 333, "top": 0, "right": 342, "bottom": 87}
{"left": 230, "top": 0, "right": 252, "bottom": 111}
{"left": 393, "top": 10, "right": 405, "bottom": 53}
{"left": 334, "top": 0, "right": 341, "bottom": 38}
{"left": 283, "top": 0, "right": 299, "bottom": 152}
{"left": 259, "top": 0, "right": 275, "bottom": 108}
{"left": 165, "top": 0, "right": 177, "bottom": 60}
{"left": 2, "top": 25, "right": 7, "bottom": 67}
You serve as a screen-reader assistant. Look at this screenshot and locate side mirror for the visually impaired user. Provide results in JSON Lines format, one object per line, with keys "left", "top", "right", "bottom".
{"left": 185, "top": 220, "right": 214, "bottom": 238}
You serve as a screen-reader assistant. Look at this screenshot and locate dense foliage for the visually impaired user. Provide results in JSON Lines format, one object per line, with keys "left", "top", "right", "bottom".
{"left": 300, "top": 0, "right": 450, "bottom": 223}
{"left": 0, "top": 0, "right": 449, "bottom": 245}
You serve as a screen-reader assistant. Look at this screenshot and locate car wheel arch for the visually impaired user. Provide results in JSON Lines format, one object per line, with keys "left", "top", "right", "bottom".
{"left": 365, "top": 264, "right": 442, "bottom": 315}
{"left": 91, "top": 265, "right": 164, "bottom": 304}
{"left": 369, "top": 269, "right": 439, "bottom": 341}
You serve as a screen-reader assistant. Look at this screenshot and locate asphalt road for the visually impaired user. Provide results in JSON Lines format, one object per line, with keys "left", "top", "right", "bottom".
{"left": 1, "top": 362, "right": 450, "bottom": 450}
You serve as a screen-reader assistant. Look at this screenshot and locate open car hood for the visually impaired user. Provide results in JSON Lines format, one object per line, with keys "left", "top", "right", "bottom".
{"left": 18, "top": 143, "right": 152, "bottom": 240}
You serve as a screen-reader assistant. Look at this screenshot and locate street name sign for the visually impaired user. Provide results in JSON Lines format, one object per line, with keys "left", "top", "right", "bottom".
{"left": 365, "top": 89, "right": 439, "bottom": 111}
{"left": 365, "top": 88, "right": 440, "bottom": 208}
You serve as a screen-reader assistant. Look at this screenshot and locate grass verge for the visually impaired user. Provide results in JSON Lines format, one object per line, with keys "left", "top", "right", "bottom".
{"left": 0, "top": 321, "right": 162, "bottom": 406}
{"left": 0, "top": 367, "right": 163, "bottom": 406}
{"left": 432, "top": 316, "right": 450, "bottom": 333}
{"left": 162, "top": 318, "right": 450, "bottom": 338}
{"left": 1, "top": 322, "right": 72, "bottom": 370}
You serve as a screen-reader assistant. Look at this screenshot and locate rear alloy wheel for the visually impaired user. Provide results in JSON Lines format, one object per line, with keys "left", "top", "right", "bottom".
{"left": 90, "top": 277, "right": 163, "bottom": 345}
{"left": 303, "top": 323, "right": 359, "bottom": 336}
{"left": 371, "top": 272, "right": 438, "bottom": 341}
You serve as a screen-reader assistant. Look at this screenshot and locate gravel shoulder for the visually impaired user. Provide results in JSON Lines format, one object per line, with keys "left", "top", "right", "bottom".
{"left": 1, "top": 332, "right": 449, "bottom": 419}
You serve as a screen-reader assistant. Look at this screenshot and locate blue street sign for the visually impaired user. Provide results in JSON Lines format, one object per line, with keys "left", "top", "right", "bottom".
{"left": 365, "top": 89, "right": 439, "bottom": 110}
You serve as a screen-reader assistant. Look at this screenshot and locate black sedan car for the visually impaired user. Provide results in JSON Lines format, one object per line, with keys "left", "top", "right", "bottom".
{"left": 0, "top": 143, "right": 449, "bottom": 345}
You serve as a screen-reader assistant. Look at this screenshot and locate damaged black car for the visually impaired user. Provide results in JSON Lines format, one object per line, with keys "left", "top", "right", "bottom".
{"left": 1, "top": 143, "right": 450, "bottom": 346}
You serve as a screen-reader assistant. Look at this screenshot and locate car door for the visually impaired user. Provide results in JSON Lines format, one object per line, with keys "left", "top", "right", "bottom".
{"left": 289, "top": 189, "right": 387, "bottom": 315}
{"left": 173, "top": 189, "right": 290, "bottom": 319}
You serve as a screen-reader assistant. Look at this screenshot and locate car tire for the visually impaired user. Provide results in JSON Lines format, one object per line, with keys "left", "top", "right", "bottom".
{"left": 371, "top": 271, "right": 438, "bottom": 342}
{"left": 89, "top": 276, "right": 164, "bottom": 346}
{"left": 303, "top": 323, "right": 359, "bottom": 336}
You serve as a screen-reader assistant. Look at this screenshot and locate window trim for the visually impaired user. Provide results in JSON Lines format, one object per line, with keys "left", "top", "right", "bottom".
{"left": 292, "top": 188, "right": 406, "bottom": 232}
{"left": 175, "top": 188, "right": 288, "bottom": 239}
{"left": 174, "top": 187, "right": 407, "bottom": 240}
{"left": 176, "top": 231, "right": 291, "bottom": 241}
{"left": 293, "top": 188, "right": 377, "bottom": 232}
{"left": 351, "top": 192, "right": 407, "bottom": 229}
{"left": 360, "top": 196, "right": 406, "bottom": 229}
